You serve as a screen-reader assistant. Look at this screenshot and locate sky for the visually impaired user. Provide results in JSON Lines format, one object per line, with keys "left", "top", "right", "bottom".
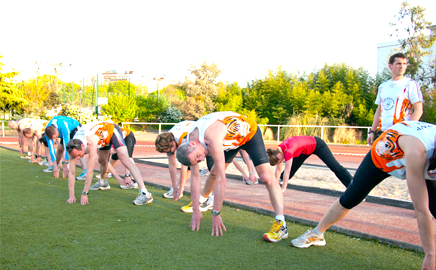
{"left": 1, "top": 0, "right": 435, "bottom": 90}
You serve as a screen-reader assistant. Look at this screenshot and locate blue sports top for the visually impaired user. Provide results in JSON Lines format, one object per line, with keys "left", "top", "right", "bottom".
{"left": 45, "top": 116, "right": 80, "bottom": 161}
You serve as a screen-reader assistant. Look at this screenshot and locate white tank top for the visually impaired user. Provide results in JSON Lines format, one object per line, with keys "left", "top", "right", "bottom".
{"left": 169, "top": 121, "right": 195, "bottom": 146}
{"left": 188, "top": 112, "right": 257, "bottom": 151}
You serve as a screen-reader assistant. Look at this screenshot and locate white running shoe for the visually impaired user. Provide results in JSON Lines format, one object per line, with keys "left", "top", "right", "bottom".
{"left": 75, "top": 172, "right": 87, "bottom": 181}
{"left": 96, "top": 172, "right": 112, "bottom": 179}
{"left": 162, "top": 188, "right": 174, "bottom": 199}
{"left": 133, "top": 192, "right": 153, "bottom": 205}
{"left": 290, "top": 230, "right": 326, "bottom": 248}
{"left": 89, "top": 179, "right": 111, "bottom": 190}
{"left": 43, "top": 166, "right": 53, "bottom": 172}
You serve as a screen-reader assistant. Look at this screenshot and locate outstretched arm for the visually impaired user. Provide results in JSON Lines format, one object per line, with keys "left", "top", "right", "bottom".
{"left": 281, "top": 158, "right": 293, "bottom": 192}
{"left": 402, "top": 138, "right": 435, "bottom": 270}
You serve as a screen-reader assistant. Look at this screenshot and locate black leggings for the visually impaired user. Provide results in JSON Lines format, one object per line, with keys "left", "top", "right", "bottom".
{"left": 206, "top": 128, "right": 269, "bottom": 171}
{"left": 280, "top": 137, "right": 352, "bottom": 187}
{"left": 340, "top": 151, "right": 436, "bottom": 217}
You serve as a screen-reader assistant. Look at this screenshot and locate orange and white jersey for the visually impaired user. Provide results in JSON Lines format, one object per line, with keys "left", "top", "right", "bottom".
{"left": 188, "top": 112, "right": 258, "bottom": 151}
{"left": 120, "top": 126, "right": 131, "bottom": 138}
{"left": 17, "top": 118, "right": 34, "bottom": 131}
{"left": 169, "top": 121, "right": 195, "bottom": 146}
{"left": 376, "top": 78, "right": 423, "bottom": 131}
{"left": 28, "top": 119, "right": 49, "bottom": 133}
{"left": 371, "top": 121, "right": 436, "bottom": 180}
{"left": 74, "top": 121, "right": 115, "bottom": 149}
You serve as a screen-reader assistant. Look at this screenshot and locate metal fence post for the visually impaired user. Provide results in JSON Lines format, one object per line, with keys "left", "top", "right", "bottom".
{"left": 277, "top": 125, "right": 280, "bottom": 142}
{"left": 321, "top": 126, "right": 324, "bottom": 140}
{"left": 2, "top": 121, "right": 4, "bottom": 137}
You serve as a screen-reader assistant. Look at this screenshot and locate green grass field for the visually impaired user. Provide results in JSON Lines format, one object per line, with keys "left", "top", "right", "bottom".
{"left": 0, "top": 147, "right": 424, "bottom": 269}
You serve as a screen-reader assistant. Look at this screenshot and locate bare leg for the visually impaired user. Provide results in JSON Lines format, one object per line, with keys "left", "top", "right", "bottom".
{"left": 116, "top": 147, "right": 146, "bottom": 190}
{"left": 255, "top": 163, "right": 284, "bottom": 216}
{"left": 315, "top": 199, "right": 350, "bottom": 233}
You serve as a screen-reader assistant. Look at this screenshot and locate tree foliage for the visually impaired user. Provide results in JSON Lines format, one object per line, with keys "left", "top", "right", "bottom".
{"left": 178, "top": 61, "right": 222, "bottom": 119}
{"left": 390, "top": 1, "right": 436, "bottom": 84}
{"left": 101, "top": 94, "right": 138, "bottom": 124}
{"left": 0, "top": 55, "right": 28, "bottom": 111}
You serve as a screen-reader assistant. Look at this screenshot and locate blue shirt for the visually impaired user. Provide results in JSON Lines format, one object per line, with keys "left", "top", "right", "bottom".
{"left": 45, "top": 116, "right": 80, "bottom": 161}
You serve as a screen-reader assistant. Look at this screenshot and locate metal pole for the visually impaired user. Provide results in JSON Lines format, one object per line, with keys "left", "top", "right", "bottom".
{"left": 72, "top": 81, "right": 74, "bottom": 103}
{"left": 277, "top": 125, "right": 280, "bottom": 142}
{"left": 2, "top": 121, "right": 4, "bottom": 137}
{"left": 62, "top": 83, "right": 65, "bottom": 102}
{"left": 83, "top": 78, "right": 85, "bottom": 106}
{"left": 96, "top": 74, "right": 99, "bottom": 117}
{"left": 321, "top": 127, "right": 324, "bottom": 140}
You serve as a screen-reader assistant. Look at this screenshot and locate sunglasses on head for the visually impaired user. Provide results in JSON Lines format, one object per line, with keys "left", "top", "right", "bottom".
{"left": 66, "top": 144, "right": 81, "bottom": 150}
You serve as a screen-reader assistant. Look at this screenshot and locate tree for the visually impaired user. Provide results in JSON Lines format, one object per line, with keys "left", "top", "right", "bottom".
{"left": 101, "top": 94, "right": 138, "bottom": 124}
{"left": 178, "top": 61, "right": 222, "bottom": 119}
{"left": 390, "top": 1, "right": 436, "bottom": 84}
{"left": 0, "top": 56, "right": 27, "bottom": 114}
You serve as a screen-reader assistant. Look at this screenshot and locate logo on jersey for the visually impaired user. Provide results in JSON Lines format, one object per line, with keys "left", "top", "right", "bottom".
{"left": 374, "top": 129, "right": 404, "bottom": 161}
{"left": 383, "top": 97, "right": 395, "bottom": 111}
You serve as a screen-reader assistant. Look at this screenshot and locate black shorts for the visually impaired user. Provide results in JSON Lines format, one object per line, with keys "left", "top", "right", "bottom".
{"left": 205, "top": 128, "right": 268, "bottom": 171}
{"left": 112, "top": 132, "right": 136, "bottom": 160}
{"left": 100, "top": 124, "right": 126, "bottom": 151}
{"left": 39, "top": 136, "right": 49, "bottom": 147}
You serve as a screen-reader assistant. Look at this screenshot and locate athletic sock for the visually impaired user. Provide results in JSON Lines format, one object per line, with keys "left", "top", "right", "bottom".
{"left": 140, "top": 188, "right": 148, "bottom": 195}
{"left": 199, "top": 195, "right": 208, "bottom": 203}
{"left": 82, "top": 169, "right": 88, "bottom": 174}
{"left": 275, "top": 215, "right": 286, "bottom": 227}
{"left": 313, "top": 227, "right": 324, "bottom": 237}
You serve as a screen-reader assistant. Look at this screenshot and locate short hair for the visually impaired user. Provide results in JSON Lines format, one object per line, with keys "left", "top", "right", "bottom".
{"left": 8, "top": 121, "right": 18, "bottom": 130}
{"left": 155, "top": 132, "right": 176, "bottom": 153}
{"left": 266, "top": 148, "right": 282, "bottom": 166}
{"left": 23, "top": 128, "right": 32, "bottom": 137}
{"left": 66, "top": 139, "right": 83, "bottom": 155}
{"left": 45, "top": 125, "right": 57, "bottom": 139}
{"left": 389, "top": 53, "right": 407, "bottom": 65}
{"left": 176, "top": 143, "right": 194, "bottom": 166}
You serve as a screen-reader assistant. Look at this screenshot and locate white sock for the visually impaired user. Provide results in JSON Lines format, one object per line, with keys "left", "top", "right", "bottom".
{"left": 141, "top": 188, "right": 148, "bottom": 194}
{"left": 82, "top": 169, "right": 88, "bottom": 174}
{"left": 313, "top": 227, "right": 323, "bottom": 237}
{"left": 199, "top": 195, "right": 207, "bottom": 203}
{"left": 275, "top": 215, "right": 286, "bottom": 227}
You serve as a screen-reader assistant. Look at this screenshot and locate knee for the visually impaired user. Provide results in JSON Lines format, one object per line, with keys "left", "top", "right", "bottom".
{"left": 258, "top": 172, "right": 273, "bottom": 185}
{"left": 98, "top": 156, "right": 108, "bottom": 165}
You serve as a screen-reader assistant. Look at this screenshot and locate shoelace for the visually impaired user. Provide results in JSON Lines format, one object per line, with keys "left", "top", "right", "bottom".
{"left": 268, "top": 222, "right": 282, "bottom": 233}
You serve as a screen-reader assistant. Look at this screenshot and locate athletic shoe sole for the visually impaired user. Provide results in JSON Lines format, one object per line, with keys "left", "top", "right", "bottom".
{"left": 289, "top": 239, "right": 326, "bottom": 248}
{"left": 262, "top": 233, "right": 288, "bottom": 243}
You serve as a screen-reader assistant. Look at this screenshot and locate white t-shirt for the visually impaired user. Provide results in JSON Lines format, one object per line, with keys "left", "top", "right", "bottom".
{"left": 375, "top": 77, "right": 423, "bottom": 131}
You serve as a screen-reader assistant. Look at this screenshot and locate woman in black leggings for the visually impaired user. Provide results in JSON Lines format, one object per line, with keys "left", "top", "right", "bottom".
{"left": 267, "top": 136, "right": 352, "bottom": 192}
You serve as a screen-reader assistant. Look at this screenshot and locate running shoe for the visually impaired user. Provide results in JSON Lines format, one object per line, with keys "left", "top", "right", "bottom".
{"left": 262, "top": 220, "right": 288, "bottom": 242}
{"left": 43, "top": 166, "right": 53, "bottom": 172}
{"left": 131, "top": 180, "right": 139, "bottom": 189}
{"left": 133, "top": 192, "right": 153, "bottom": 205}
{"left": 163, "top": 188, "right": 174, "bottom": 199}
{"left": 181, "top": 196, "right": 213, "bottom": 213}
{"left": 290, "top": 230, "right": 326, "bottom": 248}
{"left": 96, "top": 172, "right": 112, "bottom": 179}
{"left": 89, "top": 179, "right": 111, "bottom": 190}
{"left": 199, "top": 168, "right": 209, "bottom": 176}
{"left": 120, "top": 183, "right": 133, "bottom": 189}
{"left": 37, "top": 159, "right": 49, "bottom": 166}
{"left": 75, "top": 172, "right": 87, "bottom": 181}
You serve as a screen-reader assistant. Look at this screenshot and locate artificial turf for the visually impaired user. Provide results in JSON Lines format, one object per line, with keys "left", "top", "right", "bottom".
{"left": 0, "top": 147, "right": 424, "bottom": 269}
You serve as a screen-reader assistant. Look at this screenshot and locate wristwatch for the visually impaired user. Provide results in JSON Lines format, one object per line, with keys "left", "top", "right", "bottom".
{"left": 81, "top": 191, "right": 89, "bottom": 196}
{"left": 212, "top": 210, "right": 220, "bottom": 216}
{"left": 368, "top": 129, "right": 376, "bottom": 134}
